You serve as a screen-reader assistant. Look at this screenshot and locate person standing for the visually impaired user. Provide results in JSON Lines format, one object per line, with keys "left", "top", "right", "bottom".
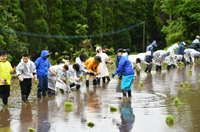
{"left": 96, "top": 47, "right": 112, "bottom": 84}
{"left": 16, "top": 53, "right": 37, "bottom": 102}
{"left": 112, "top": 49, "right": 135, "bottom": 97}
{"left": 35, "top": 50, "right": 56, "bottom": 98}
{"left": 0, "top": 50, "right": 16, "bottom": 106}
{"left": 176, "top": 41, "right": 189, "bottom": 66}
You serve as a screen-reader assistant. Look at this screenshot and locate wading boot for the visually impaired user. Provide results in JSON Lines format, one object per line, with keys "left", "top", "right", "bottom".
{"left": 93, "top": 79, "right": 97, "bottom": 85}
{"left": 156, "top": 65, "right": 159, "bottom": 71}
{"left": 148, "top": 68, "right": 152, "bottom": 73}
{"left": 70, "top": 83, "right": 75, "bottom": 88}
{"left": 128, "top": 90, "right": 132, "bottom": 97}
{"left": 167, "top": 65, "right": 171, "bottom": 70}
{"left": 122, "top": 88, "right": 127, "bottom": 97}
{"left": 37, "top": 91, "right": 41, "bottom": 98}
{"left": 76, "top": 84, "right": 81, "bottom": 90}
{"left": 97, "top": 78, "right": 100, "bottom": 84}
{"left": 145, "top": 67, "right": 148, "bottom": 73}
{"left": 22, "top": 95, "right": 26, "bottom": 102}
{"left": 136, "top": 70, "right": 140, "bottom": 75}
{"left": 102, "top": 77, "right": 105, "bottom": 83}
{"left": 42, "top": 91, "right": 46, "bottom": 97}
{"left": 107, "top": 77, "right": 110, "bottom": 82}
{"left": 86, "top": 80, "right": 89, "bottom": 87}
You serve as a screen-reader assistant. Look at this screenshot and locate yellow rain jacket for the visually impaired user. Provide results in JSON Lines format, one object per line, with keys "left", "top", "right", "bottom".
{"left": 0, "top": 60, "right": 12, "bottom": 85}
{"left": 84, "top": 57, "right": 100, "bottom": 73}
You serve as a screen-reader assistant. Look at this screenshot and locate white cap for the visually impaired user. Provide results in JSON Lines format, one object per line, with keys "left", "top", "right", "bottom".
{"left": 196, "top": 36, "right": 200, "bottom": 39}
{"left": 146, "top": 51, "right": 151, "bottom": 56}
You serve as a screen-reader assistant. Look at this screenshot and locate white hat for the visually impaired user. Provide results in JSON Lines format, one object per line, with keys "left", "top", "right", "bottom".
{"left": 96, "top": 46, "right": 101, "bottom": 51}
{"left": 146, "top": 51, "right": 151, "bottom": 56}
{"left": 196, "top": 36, "right": 200, "bottom": 39}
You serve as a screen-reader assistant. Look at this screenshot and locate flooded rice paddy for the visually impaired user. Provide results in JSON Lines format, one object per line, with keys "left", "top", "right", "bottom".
{"left": 0, "top": 64, "right": 200, "bottom": 132}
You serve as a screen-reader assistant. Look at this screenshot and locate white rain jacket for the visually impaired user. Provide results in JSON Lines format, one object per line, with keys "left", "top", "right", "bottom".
{"left": 48, "top": 64, "right": 66, "bottom": 91}
{"left": 154, "top": 51, "right": 170, "bottom": 65}
{"left": 16, "top": 59, "right": 36, "bottom": 79}
{"left": 184, "top": 49, "right": 200, "bottom": 63}
{"left": 165, "top": 44, "right": 179, "bottom": 66}
{"left": 96, "top": 48, "right": 110, "bottom": 78}
{"left": 75, "top": 57, "right": 88, "bottom": 78}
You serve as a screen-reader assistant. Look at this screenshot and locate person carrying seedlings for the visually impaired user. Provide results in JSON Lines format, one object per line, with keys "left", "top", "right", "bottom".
{"left": 0, "top": 50, "right": 16, "bottom": 106}
{"left": 128, "top": 55, "right": 142, "bottom": 74}
{"left": 84, "top": 56, "right": 102, "bottom": 87}
{"left": 176, "top": 41, "right": 189, "bottom": 66}
{"left": 35, "top": 50, "right": 56, "bottom": 98}
{"left": 184, "top": 49, "right": 200, "bottom": 65}
{"left": 165, "top": 43, "right": 179, "bottom": 70}
{"left": 102, "top": 45, "right": 108, "bottom": 53}
{"left": 112, "top": 49, "right": 135, "bottom": 97}
{"left": 146, "top": 40, "right": 157, "bottom": 59}
{"left": 47, "top": 61, "right": 68, "bottom": 95}
{"left": 144, "top": 51, "right": 153, "bottom": 73}
{"left": 68, "top": 64, "right": 82, "bottom": 90}
{"left": 96, "top": 47, "right": 112, "bottom": 84}
{"left": 154, "top": 50, "right": 170, "bottom": 71}
{"left": 16, "top": 53, "right": 37, "bottom": 102}
{"left": 130, "top": 53, "right": 150, "bottom": 74}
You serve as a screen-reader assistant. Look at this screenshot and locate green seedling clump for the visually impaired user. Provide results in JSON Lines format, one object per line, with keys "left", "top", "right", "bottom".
{"left": 68, "top": 80, "right": 71, "bottom": 84}
{"left": 110, "top": 106, "right": 118, "bottom": 112}
{"left": 179, "top": 83, "right": 183, "bottom": 87}
{"left": 66, "top": 77, "right": 68, "bottom": 81}
{"left": 80, "top": 76, "right": 84, "bottom": 81}
{"left": 56, "top": 71, "right": 58, "bottom": 75}
{"left": 98, "top": 72, "right": 101, "bottom": 75}
{"left": 199, "top": 74, "right": 200, "bottom": 77}
{"left": 185, "top": 82, "right": 189, "bottom": 86}
{"left": 28, "top": 127, "right": 35, "bottom": 132}
{"left": 166, "top": 115, "right": 174, "bottom": 123}
{"left": 150, "top": 62, "right": 153, "bottom": 65}
{"left": 87, "top": 122, "right": 95, "bottom": 128}
{"left": 189, "top": 70, "right": 192, "bottom": 73}
{"left": 112, "top": 61, "right": 115, "bottom": 64}
{"left": 140, "top": 81, "right": 143, "bottom": 86}
{"left": 65, "top": 102, "right": 72, "bottom": 107}
{"left": 174, "top": 98, "right": 183, "bottom": 105}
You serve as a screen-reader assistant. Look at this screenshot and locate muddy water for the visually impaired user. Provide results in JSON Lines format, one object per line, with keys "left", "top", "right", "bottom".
{"left": 0, "top": 64, "right": 200, "bottom": 132}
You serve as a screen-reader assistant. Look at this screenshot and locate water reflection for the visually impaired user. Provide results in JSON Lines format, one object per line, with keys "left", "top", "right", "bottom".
{"left": 37, "top": 98, "right": 50, "bottom": 132}
{"left": 118, "top": 100, "right": 135, "bottom": 132}
{"left": 19, "top": 102, "right": 35, "bottom": 132}
{"left": 0, "top": 108, "right": 11, "bottom": 132}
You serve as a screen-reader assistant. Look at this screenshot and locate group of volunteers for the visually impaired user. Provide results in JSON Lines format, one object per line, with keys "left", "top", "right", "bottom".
{"left": 0, "top": 36, "right": 200, "bottom": 105}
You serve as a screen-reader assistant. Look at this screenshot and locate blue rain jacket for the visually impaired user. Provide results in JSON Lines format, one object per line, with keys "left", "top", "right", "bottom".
{"left": 176, "top": 42, "right": 186, "bottom": 55}
{"left": 146, "top": 40, "right": 157, "bottom": 57}
{"left": 35, "top": 50, "right": 50, "bottom": 77}
{"left": 114, "top": 56, "right": 134, "bottom": 76}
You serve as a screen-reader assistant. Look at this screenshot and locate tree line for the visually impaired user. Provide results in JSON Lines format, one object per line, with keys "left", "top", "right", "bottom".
{"left": 0, "top": 0, "right": 199, "bottom": 65}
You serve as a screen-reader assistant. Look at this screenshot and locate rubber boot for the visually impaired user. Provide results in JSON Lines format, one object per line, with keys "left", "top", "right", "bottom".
{"left": 22, "top": 95, "right": 26, "bottom": 102}
{"left": 3, "top": 98, "right": 8, "bottom": 105}
{"left": 167, "top": 65, "right": 171, "bottom": 70}
{"left": 70, "top": 82, "right": 75, "bottom": 88}
{"left": 37, "top": 91, "right": 41, "bottom": 98}
{"left": 76, "top": 84, "right": 81, "bottom": 90}
{"left": 86, "top": 80, "right": 89, "bottom": 87}
{"left": 42, "top": 91, "right": 46, "bottom": 97}
{"left": 156, "top": 65, "right": 159, "bottom": 71}
{"left": 172, "top": 64, "right": 175, "bottom": 68}
{"left": 122, "top": 88, "right": 127, "bottom": 97}
{"left": 51, "top": 90, "right": 56, "bottom": 95}
{"left": 159, "top": 66, "right": 162, "bottom": 71}
{"left": 93, "top": 79, "right": 97, "bottom": 85}
{"left": 145, "top": 67, "right": 148, "bottom": 72}
{"left": 107, "top": 77, "right": 110, "bottom": 82}
{"left": 137, "top": 70, "right": 140, "bottom": 75}
{"left": 47, "top": 89, "right": 51, "bottom": 94}
{"left": 102, "top": 77, "right": 105, "bottom": 83}
{"left": 128, "top": 90, "right": 132, "bottom": 97}
{"left": 97, "top": 78, "right": 100, "bottom": 84}
{"left": 148, "top": 68, "right": 152, "bottom": 73}
{"left": 184, "top": 61, "right": 186, "bottom": 66}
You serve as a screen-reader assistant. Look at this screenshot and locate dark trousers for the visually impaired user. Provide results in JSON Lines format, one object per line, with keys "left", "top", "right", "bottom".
{"left": 37, "top": 76, "right": 48, "bottom": 92}
{"left": 20, "top": 78, "right": 32, "bottom": 99}
{"left": 0, "top": 85, "right": 10, "bottom": 105}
